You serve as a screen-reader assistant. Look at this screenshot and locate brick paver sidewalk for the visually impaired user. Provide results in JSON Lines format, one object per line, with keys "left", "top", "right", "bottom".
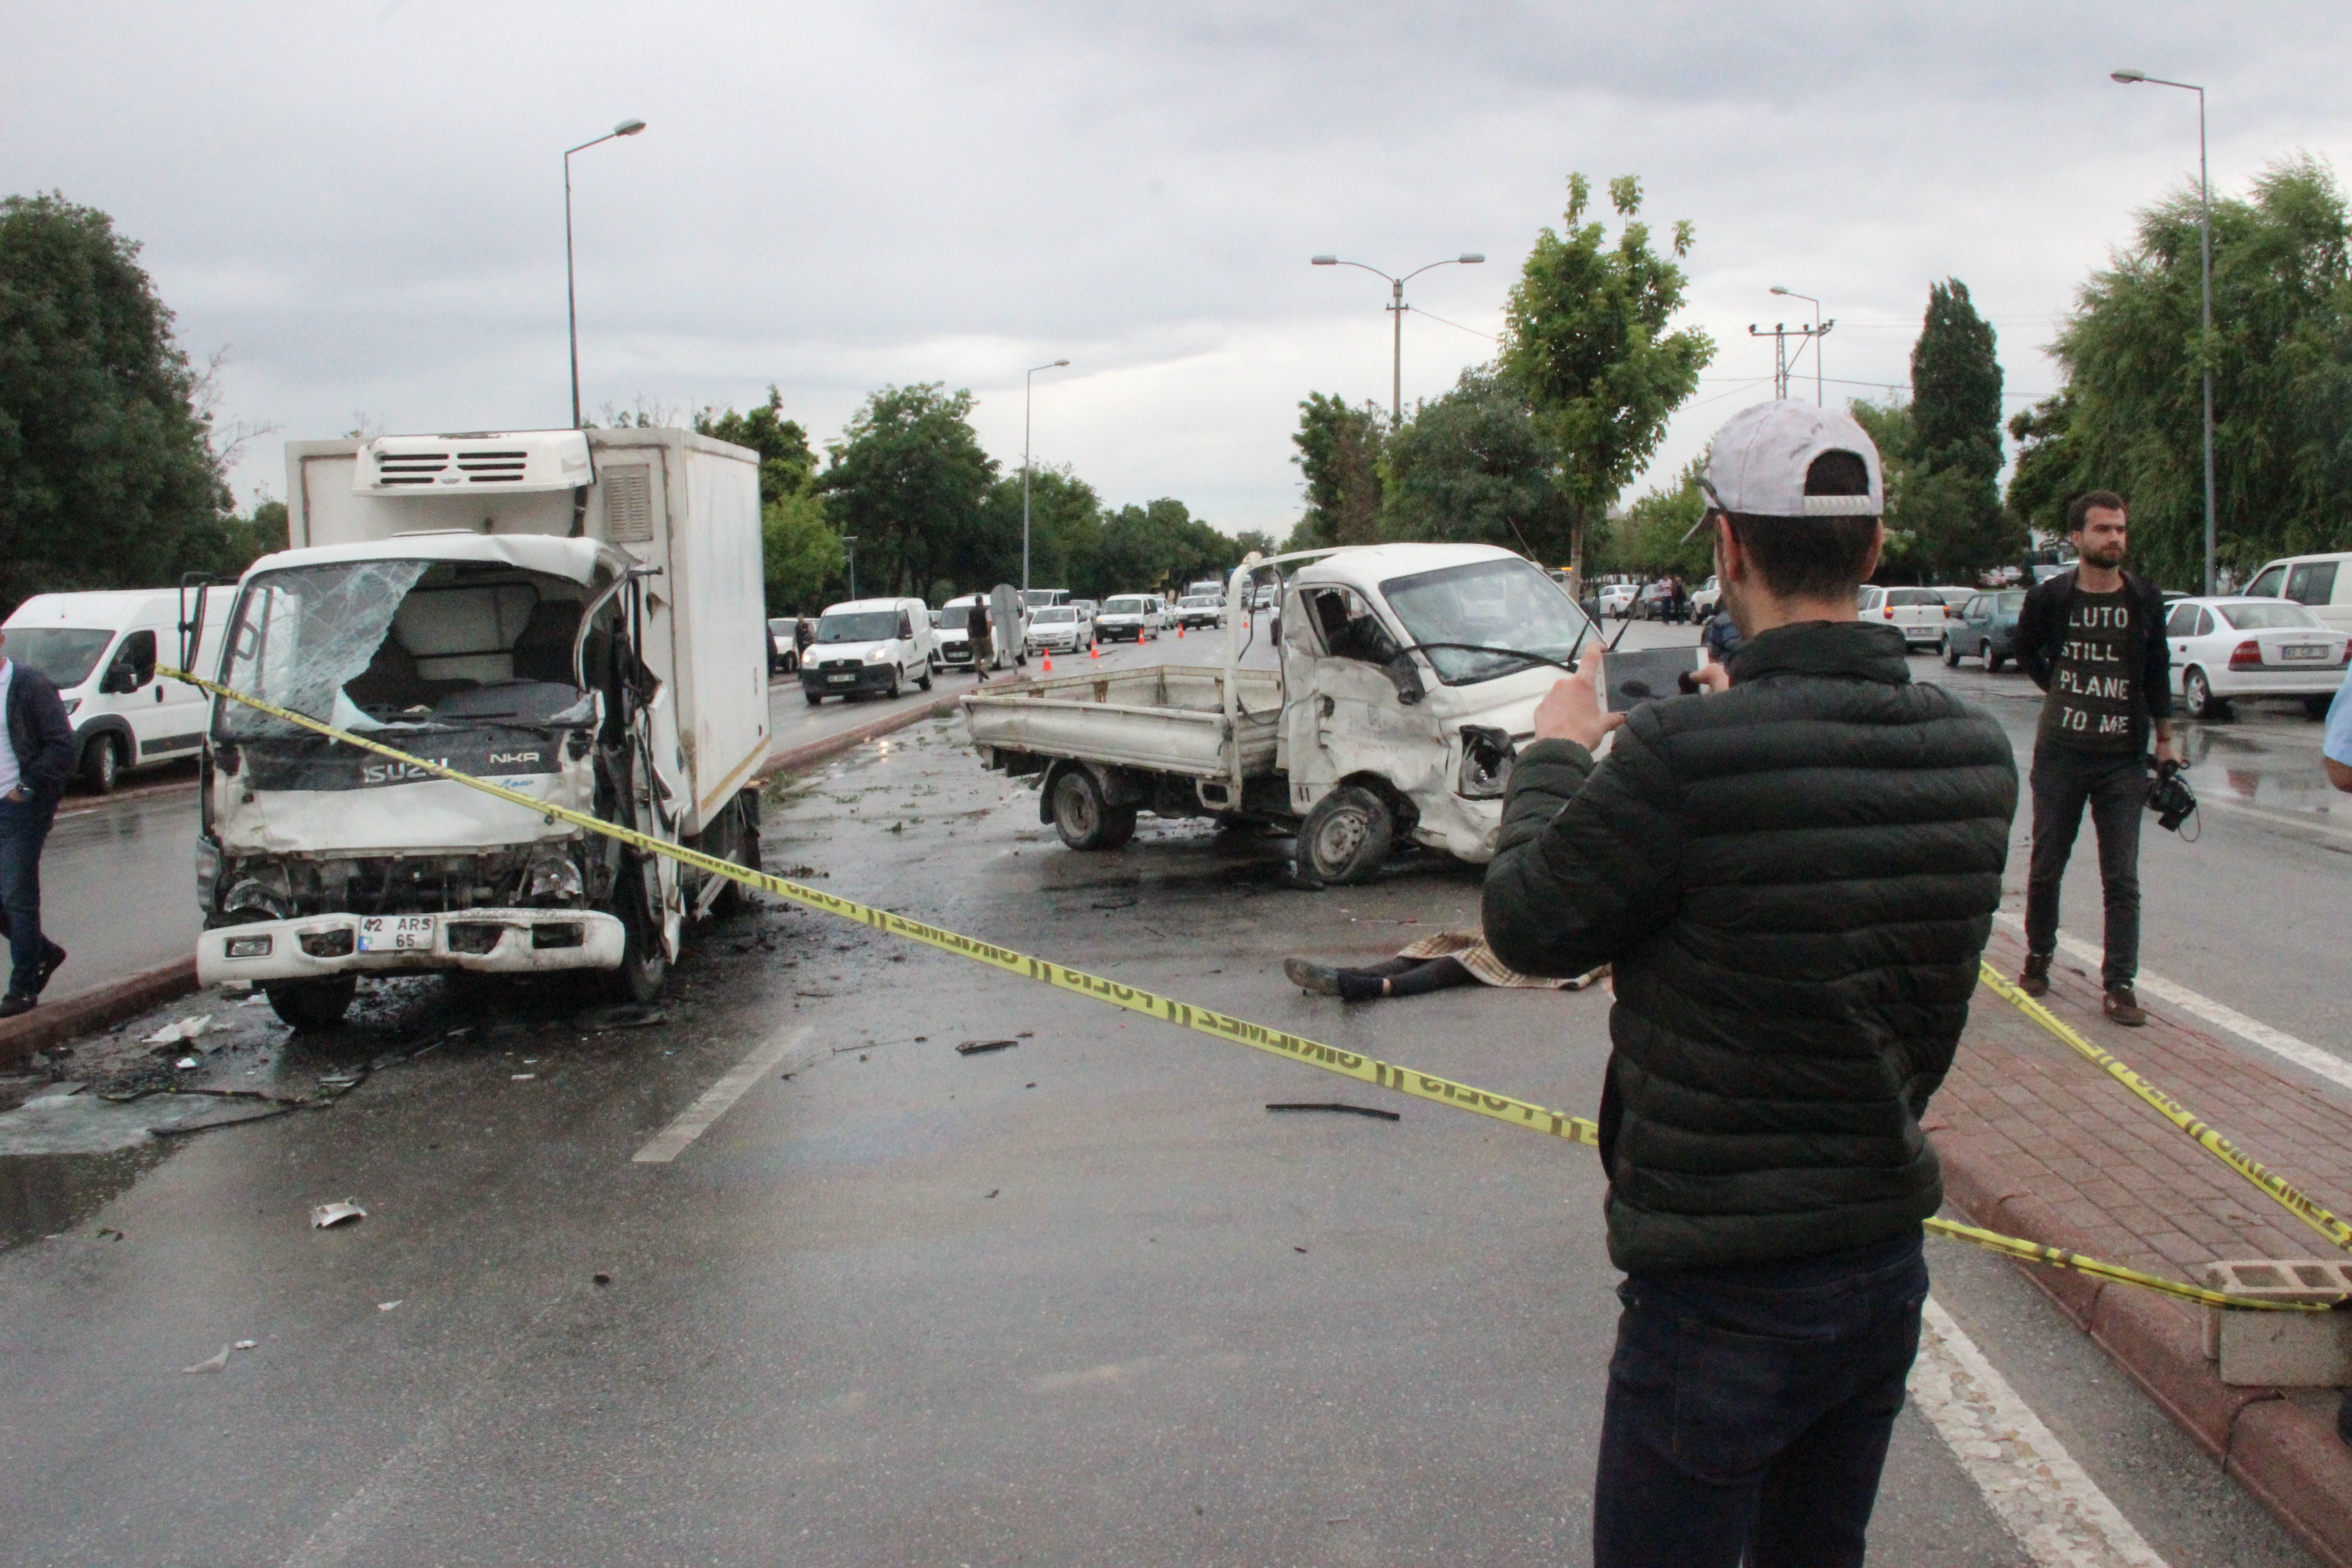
{"left": 1932, "top": 926, "right": 2352, "bottom": 1564}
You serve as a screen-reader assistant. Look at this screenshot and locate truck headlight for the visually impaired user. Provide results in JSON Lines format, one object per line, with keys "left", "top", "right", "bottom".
{"left": 1456, "top": 725, "right": 1516, "bottom": 799}
{"left": 221, "top": 877, "right": 294, "bottom": 921}
{"left": 524, "top": 853, "right": 584, "bottom": 904}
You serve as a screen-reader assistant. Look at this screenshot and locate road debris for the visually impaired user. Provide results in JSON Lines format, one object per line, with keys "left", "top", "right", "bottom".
{"left": 575, "top": 1004, "right": 668, "bottom": 1032}
{"left": 511, "top": 1073, "right": 536, "bottom": 1081}
{"left": 1266, "top": 1102, "right": 1401, "bottom": 1122}
{"left": 174, "top": 1057, "right": 200, "bottom": 1071}
{"left": 143, "top": 1015, "right": 214, "bottom": 1046}
{"left": 309, "top": 1200, "right": 367, "bottom": 1229}
{"left": 985, "top": 1189, "right": 1000, "bottom": 1199}
{"left": 593, "top": 1272, "right": 611, "bottom": 1286}
{"left": 234, "top": 1339, "right": 258, "bottom": 1350}
{"left": 181, "top": 1345, "right": 233, "bottom": 1375}
{"left": 957, "top": 1039, "right": 1019, "bottom": 1056}
{"left": 377, "top": 1300, "right": 402, "bottom": 1312}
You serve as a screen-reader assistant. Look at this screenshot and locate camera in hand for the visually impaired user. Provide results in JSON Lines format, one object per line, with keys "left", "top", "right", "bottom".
{"left": 2146, "top": 758, "right": 2197, "bottom": 834}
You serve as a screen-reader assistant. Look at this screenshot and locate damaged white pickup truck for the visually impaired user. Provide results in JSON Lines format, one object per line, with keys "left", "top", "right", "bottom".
{"left": 189, "top": 427, "right": 770, "bottom": 1028}
{"left": 961, "top": 542, "right": 1597, "bottom": 885}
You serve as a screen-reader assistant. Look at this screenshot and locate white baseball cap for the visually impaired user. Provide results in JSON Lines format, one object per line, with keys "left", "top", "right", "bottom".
{"left": 1684, "top": 402, "right": 1884, "bottom": 541}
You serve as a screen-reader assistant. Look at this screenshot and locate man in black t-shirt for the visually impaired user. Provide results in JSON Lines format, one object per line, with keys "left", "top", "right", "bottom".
{"left": 2014, "top": 491, "right": 2175, "bottom": 1025}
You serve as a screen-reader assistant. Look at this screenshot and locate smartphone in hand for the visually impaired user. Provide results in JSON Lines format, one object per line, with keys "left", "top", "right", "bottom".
{"left": 1602, "top": 646, "right": 1707, "bottom": 714}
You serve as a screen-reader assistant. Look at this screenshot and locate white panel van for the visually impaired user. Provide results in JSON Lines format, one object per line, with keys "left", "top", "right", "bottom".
{"left": 2, "top": 588, "right": 231, "bottom": 793}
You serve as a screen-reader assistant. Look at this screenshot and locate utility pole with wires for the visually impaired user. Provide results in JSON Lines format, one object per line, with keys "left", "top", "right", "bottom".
{"left": 1747, "top": 319, "right": 1834, "bottom": 402}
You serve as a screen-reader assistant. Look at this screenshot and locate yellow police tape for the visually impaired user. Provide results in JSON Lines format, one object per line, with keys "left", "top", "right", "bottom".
{"left": 163, "top": 668, "right": 2331, "bottom": 1315}
{"left": 1980, "top": 965, "right": 2352, "bottom": 1257}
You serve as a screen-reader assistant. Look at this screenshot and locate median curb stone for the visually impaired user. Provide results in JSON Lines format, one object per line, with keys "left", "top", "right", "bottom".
{"left": 0, "top": 959, "right": 199, "bottom": 1070}
{"left": 1934, "top": 927, "right": 2352, "bottom": 1567}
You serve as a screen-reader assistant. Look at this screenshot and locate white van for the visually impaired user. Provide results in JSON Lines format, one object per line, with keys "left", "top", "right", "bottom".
{"left": 2244, "top": 552, "right": 2352, "bottom": 632}
{"left": 1094, "top": 593, "right": 1167, "bottom": 643}
{"left": 798, "top": 596, "right": 936, "bottom": 704}
{"left": 2, "top": 588, "right": 231, "bottom": 793}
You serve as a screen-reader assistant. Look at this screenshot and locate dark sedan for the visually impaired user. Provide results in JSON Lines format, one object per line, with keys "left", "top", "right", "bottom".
{"left": 1941, "top": 589, "right": 2026, "bottom": 671}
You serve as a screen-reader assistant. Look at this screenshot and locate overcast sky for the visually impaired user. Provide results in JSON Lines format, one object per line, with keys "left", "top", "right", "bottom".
{"left": 8, "top": 2, "right": 2347, "bottom": 538}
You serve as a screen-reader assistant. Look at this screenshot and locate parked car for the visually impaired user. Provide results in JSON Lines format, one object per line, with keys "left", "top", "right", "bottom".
{"left": 767, "top": 617, "right": 802, "bottom": 675}
{"left": 1251, "top": 583, "right": 1279, "bottom": 612}
{"left": 1941, "top": 589, "right": 2027, "bottom": 670}
{"left": 1634, "top": 580, "right": 1687, "bottom": 622}
{"left": 2242, "top": 551, "right": 2352, "bottom": 632}
{"left": 1931, "top": 586, "right": 1978, "bottom": 611}
{"left": 1857, "top": 585, "right": 1952, "bottom": 650}
{"left": 1025, "top": 603, "right": 1093, "bottom": 655}
{"left": 1, "top": 587, "right": 233, "bottom": 793}
{"left": 1095, "top": 594, "right": 1166, "bottom": 642}
{"left": 1597, "top": 583, "right": 1639, "bottom": 618}
{"left": 1690, "top": 575, "right": 1722, "bottom": 621}
{"left": 1174, "top": 594, "right": 1225, "bottom": 629}
{"left": 2165, "top": 596, "right": 2352, "bottom": 720}
{"left": 800, "top": 596, "right": 936, "bottom": 704}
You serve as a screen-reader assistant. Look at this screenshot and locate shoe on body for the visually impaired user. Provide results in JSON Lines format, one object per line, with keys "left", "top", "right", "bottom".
{"left": 2018, "top": 951, "right": 2052, "bottom": 998}
{"left": 2104, "top": 986, "right": 2148, "bottom": 1027}
{"left": 0, "top": 993, "right": 34, "bottom": 1019}
{"left": 35, "top": 941, "right": 65, "bottom": 995}
{"left": 1283, "top": 957, "right": 1342, "bottom": 997}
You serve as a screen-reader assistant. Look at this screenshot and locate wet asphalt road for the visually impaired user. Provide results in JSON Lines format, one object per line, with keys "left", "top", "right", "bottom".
{"left": 0, "top": 669, "right": 2331, "bottom": 1566}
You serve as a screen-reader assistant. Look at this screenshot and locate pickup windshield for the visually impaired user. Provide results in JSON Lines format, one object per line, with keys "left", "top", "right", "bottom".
{"left": 4, "top": 628, "right": 115, "bottom": 689}
{"left": 1379, "top": 557, "right": 1594, "bottom": 685}
{"left": 216, "top": 559, "right": 596, "bottom": 738}
{"left": 818, "top": 612, "right": 902, "bottom": 642}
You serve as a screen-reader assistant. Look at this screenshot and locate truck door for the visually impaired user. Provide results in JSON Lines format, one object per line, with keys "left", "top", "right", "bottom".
{"left": 1280, "top": 583, "right": 1439, "bottom": 814}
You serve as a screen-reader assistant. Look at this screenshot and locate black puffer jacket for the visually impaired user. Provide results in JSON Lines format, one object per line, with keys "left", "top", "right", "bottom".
{"left": 1482, "top": 621, "right": 2018, "bottom": 1274}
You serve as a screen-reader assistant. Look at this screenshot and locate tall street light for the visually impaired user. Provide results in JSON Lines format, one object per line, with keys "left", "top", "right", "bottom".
{"left": 565, "top": 117, "right": 647, "bottom": 429}
{"left": 2112, "top": 68, "right": 2216, "bottom": 594}
{"left": 1022, "top": 358, "right": 1071, "bottom": 593}
{"left": 1769, "top": 286, "right": 1828, "bottom": 406}
{"left": 1311, "top": 252, "right": 1485, "bottom": 422}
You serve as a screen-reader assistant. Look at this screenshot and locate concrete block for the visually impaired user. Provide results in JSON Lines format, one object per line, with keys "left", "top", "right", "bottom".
{"left": 2203, "top": 1259, "right": 2352, "bottom": 1387}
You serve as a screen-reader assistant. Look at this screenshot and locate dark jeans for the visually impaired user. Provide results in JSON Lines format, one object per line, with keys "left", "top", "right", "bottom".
{"left": 0, "top": 793, "right": 60, "bottom": 998}
{"left": 2024, "top": 745, "right": 2147, "bottom": 989}
{"left": 1334, "top": 955, "right": 1476, "bottom": 1002}
{"left": 1592, "top": 1232, "right": 1929, "bottom": 1568}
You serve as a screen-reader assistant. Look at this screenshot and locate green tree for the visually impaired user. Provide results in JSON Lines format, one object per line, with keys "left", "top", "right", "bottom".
{"left": 974, "top": 464, "right": 1103, "bottom": 595}
{"left": 696, "top": 386, "right": 816, "bottom": 505}
{"left": 1096, "top": 499, "right": 1239, "bottom": 594}
{"left": 815, "top": 383, "right": 998, "bottom": 598}
{"left": 1904, "top": 279, "right": 2021, "bottom": 581}
{"left": 1231, "top": 529, "right": 1277, "bottom": 559}
{"left": 1378, "top": 368, "right": 1575, "bottom": 562}
{"left": 1287, "top": 392, "right": 1385, "bottom": 549}
{"left": 1499, "top": 173, "right": 1713, "bottom": 591}
{"left": 1606, "top": 456, "right": 1713, "bottom": 578}
{"left": 2036, "top": 155, "right": 2352, "bottom": 586}
{"left": 0, "top": 193, "right": 236, "bottom": 613}
{"left": 761, "top": 488, "right": 840, "bottom": 613}
{"left": 1846, "top": 397, "right": 1921, "bottom": 576}
{"left": 2004, "top": 390, "right": 2078, "bottom": 550}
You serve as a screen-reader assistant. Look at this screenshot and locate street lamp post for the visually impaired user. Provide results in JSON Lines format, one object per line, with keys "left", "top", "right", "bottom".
{"left": 564, "top": 117, "right": 648, "bottom": 429}
{"left": 1022, "top": 359, "right": 1071, "bottom": 593}
{"left": 1769, "top": 286, "right": 1828, "bottom": 406}
{"left": 1310, "top": 252, "right": 1485, "bottom": 422}
{"left": 2112, "top": 68, "right": 2216, "bottom": 595}
{"left": 841, "top": 536, "right": 858, "bottom": 601}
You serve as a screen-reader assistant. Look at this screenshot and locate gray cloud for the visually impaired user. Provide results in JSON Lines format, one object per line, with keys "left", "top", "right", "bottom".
{"left": 7, "top": 1, "right": 2344, "bottom": 536}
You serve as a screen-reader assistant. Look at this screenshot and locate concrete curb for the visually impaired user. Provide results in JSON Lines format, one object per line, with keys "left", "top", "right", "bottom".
{"left": 753, "top": 693, "right": 968, "bottom": 784}
{"left": 1936, "top": 1127, "right": 2352, "bottom": 1568}
{"left": 0, "top": 959, "right": 200, "bottom": 1071}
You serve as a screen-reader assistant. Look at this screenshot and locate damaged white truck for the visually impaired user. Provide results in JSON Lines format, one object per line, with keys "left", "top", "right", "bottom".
{"left": 961, "top": 542, "right": 1596, "bottom": 885}
{"left": 188, "top": 427, "right": 770, "bottom": 1027}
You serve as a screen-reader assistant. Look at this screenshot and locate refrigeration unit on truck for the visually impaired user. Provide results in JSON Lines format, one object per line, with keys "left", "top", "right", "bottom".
{"left": 188, "top": 426, "right": 770, "bottom": 1028}
{"left": 961, "top": 542, "right": 1595, "bottom": 885}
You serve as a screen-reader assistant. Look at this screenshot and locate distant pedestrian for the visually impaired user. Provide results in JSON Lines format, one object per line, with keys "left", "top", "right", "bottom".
{"left": 0, "top": 629, "right": 76, "bottom": 1017}
{"left": 1282, "top": 932, "right": 1603, "bottom": 1001}
{"left": 968, "top": 598, "right": 994, "bottom": 684}
{"left": 794, "top": 616, "right": 814, "bottom": 660}
{"left": 2013, "top": 491, "right": 2175, "bottom": 1026}
{"left": 1481, "top": 401, "right": 2016, "bottom": 1568}
{"left": 2324, "top": 663, "right": 2352, "bottom": 794}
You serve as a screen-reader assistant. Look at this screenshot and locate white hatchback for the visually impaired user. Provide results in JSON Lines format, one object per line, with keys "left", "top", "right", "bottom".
{"left": 1857, "top": 586, "right": 1953, "bottom": 650}
{"left": 2164, "top": 596, "right": 2352, "bottom": 720}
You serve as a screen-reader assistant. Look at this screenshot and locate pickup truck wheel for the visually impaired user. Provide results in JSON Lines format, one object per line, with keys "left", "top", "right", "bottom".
{"left": 609, "top": 872, "right": 668, "bottom": 1002}
{"left": 1050, "top": 769, "right": 1137, "bottom": 851}
{"left": 78, "top": 732, "right": 122, "bottom": 794}
{"left": 1296, "top": 786, "right": 1392, "bottom": 886}
{"left": 265, "top": 976, "right": 356, "bottom": 1030}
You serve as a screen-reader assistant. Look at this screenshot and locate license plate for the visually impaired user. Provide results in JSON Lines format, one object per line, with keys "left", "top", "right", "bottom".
{"left": 2282, "top": 644, "right": 2329, "bottom": 661}
{"left": 357, "top": 915, "right": 434, "bottom": 953}
{"left": 828, "top": 673, "right": 855, "bottom": 683}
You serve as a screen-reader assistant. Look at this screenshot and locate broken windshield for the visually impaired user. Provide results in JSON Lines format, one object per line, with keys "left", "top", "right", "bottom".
{"left": 216, "top": 559, "right": 596, "bottom": 738}
{"left": 1379, "top": 557, "right": 1595, "bottom": 685}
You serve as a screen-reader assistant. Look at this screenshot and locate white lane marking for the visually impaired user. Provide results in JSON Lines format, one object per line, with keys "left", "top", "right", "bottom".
{"left": 1993, "top": 912, "right": 2352, "bottom": 1093}
{"left": 1911, "top": 1296, "right": 2170, "bottom": 1568}
{"left": 2190, "top": 792, "right": 2352, "bottom": 846}
{"left": 632, "top": 1025, "right": 811, "bottom": 1164}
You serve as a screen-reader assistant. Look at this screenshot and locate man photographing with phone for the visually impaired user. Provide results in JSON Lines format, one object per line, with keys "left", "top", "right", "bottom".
{"left": 1482, "top": 402, "right": 2018, "bottom": 1567}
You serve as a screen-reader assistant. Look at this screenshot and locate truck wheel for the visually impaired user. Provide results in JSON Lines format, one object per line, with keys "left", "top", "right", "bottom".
{"left": 78, "top": 733, "right": 122, "bottom": 794}
{"left": 1296, "top": 786, "right": 1392, "bottom": 887}
{"left": 265, "top": 975, "right": 356, "bottom": 1030}
{"left": 1050, "top": 769, "right": 1137, "bottom": 851}
{"left": 701, "top": 799, "right": 759, "bottom": 920}
{"left": 609, "top": 872, "right": 668, "bottom": 1003}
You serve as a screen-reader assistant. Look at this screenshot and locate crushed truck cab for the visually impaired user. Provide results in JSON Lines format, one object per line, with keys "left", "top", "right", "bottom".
{"left": 963, "top": 543, "right": 1592, "bottom": 884}
{"left": 191, "top": 428, "right": 769, "bottom": 1028}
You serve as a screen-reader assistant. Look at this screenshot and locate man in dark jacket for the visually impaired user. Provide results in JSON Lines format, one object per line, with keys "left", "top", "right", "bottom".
{"left": 0, "top": 629, "right": 77, "bottom": 1016}
{"left": 1483, "top": 402, "right": 2017, "bottom": 1568}
{"left": 2011, "top": 492, "right": 2174, "bottom": 1025}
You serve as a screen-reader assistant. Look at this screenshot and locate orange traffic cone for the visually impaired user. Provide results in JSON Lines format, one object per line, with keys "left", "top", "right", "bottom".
{"left": 1089, "top": 639, "right": 1100, "bottom": 659}
{"left": 1042, "top": 649, "right": 1053, "bottom": 673}
{"left": 1176, "top": 621, "right": 1184, "bottom": 638}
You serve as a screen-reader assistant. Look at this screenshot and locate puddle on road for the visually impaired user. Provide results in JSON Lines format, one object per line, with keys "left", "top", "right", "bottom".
{"left": 0, "top": 1137, "right": 164, "bottom": 1252}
